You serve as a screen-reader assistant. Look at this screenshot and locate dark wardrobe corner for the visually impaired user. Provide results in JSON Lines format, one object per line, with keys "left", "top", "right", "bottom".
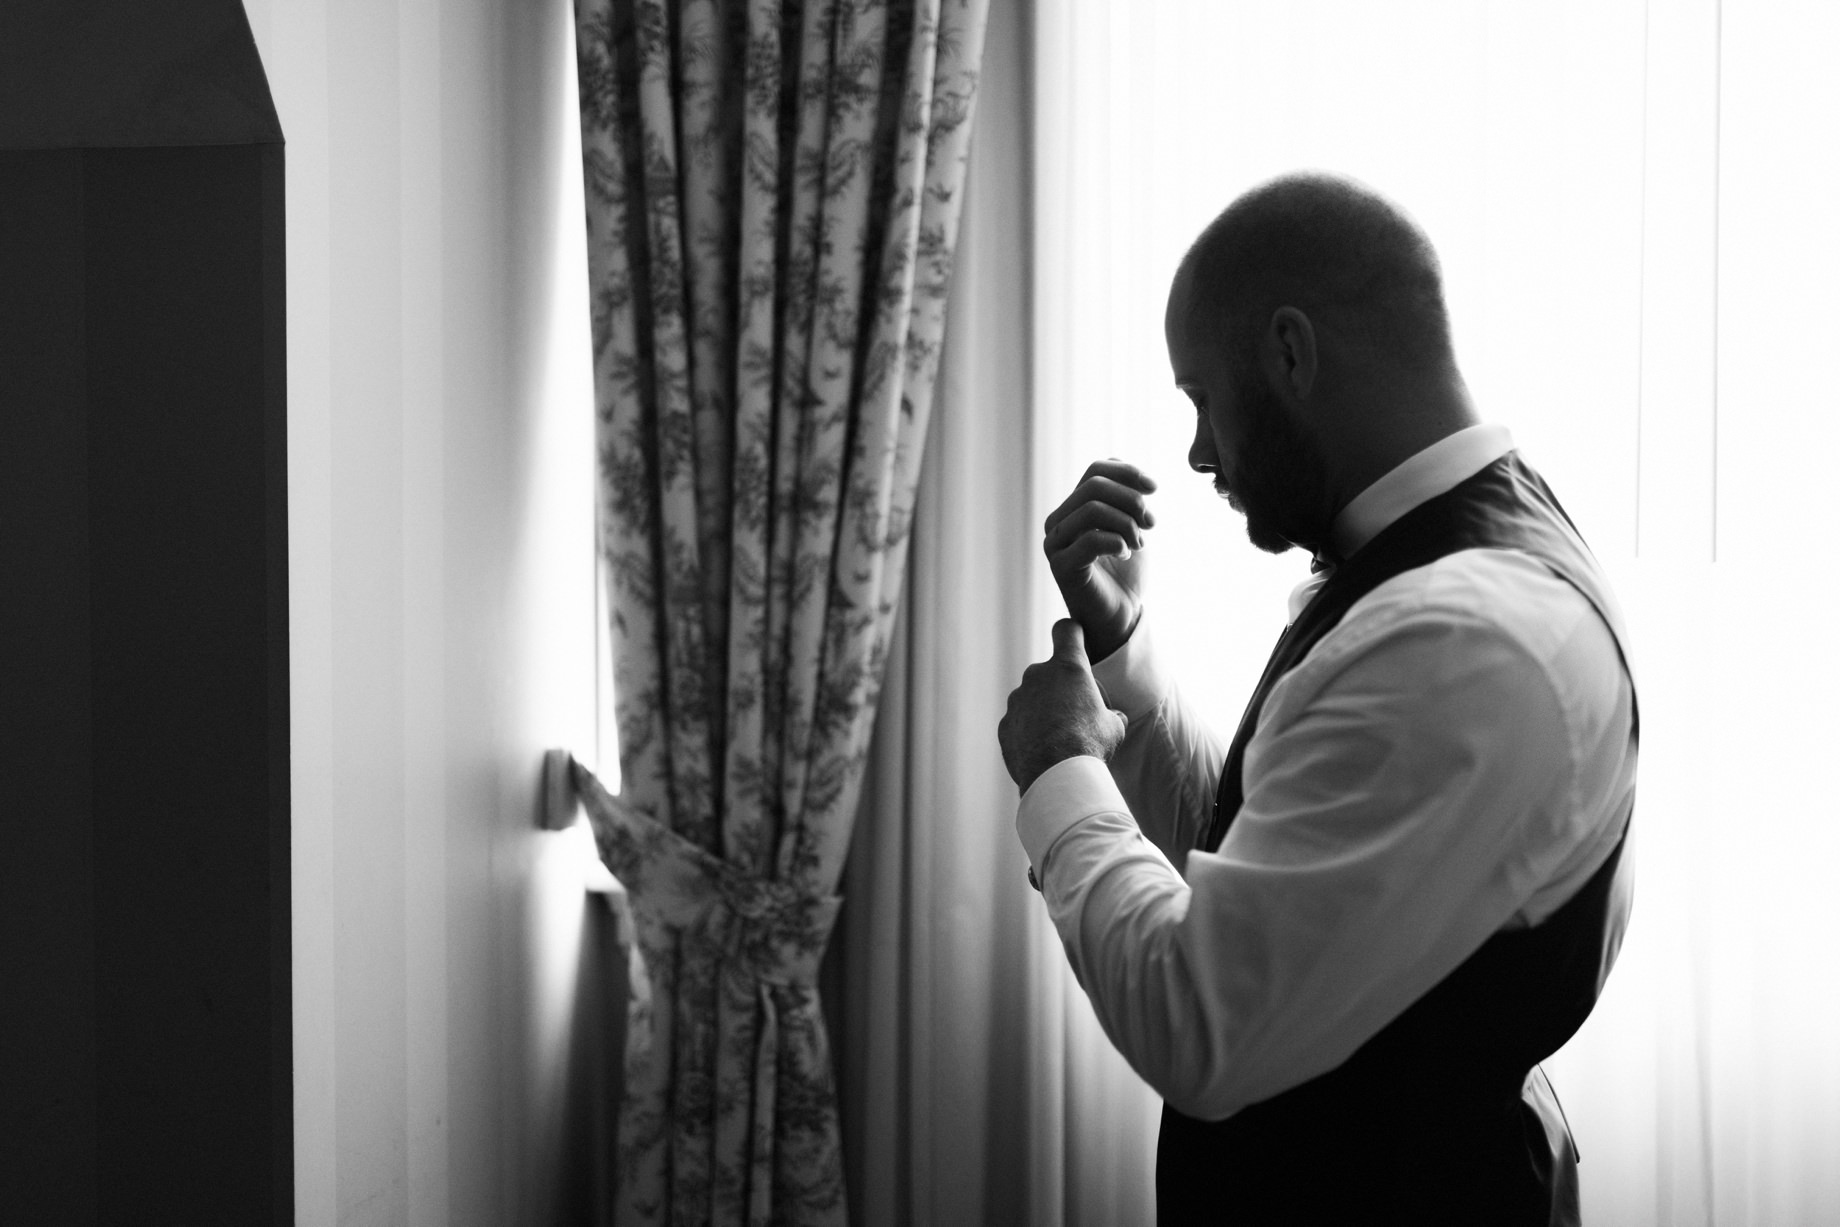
{"left": 0, "top": 3, "right": 291, "bottom": 1222}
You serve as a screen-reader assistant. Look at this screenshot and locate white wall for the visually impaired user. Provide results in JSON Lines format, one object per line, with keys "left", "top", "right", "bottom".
{"left": 240, "top": 0, "right": 607, "bottom": 1222}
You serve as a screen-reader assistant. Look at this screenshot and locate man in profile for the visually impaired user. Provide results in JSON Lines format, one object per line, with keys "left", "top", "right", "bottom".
{"left": 998, "top": 172, "right": 1638, "bottom": 1225}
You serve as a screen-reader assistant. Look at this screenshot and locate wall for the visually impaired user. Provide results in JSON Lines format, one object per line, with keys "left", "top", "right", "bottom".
{"left": 239, "top": 0, "right": 609, "bottom": 1222}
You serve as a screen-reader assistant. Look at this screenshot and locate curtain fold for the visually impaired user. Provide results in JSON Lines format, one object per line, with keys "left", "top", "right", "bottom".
{"left": 572, "top": 1, "right": 989, "bottom": 1221}
{"left": 825, "top": 3, "right": 1163, "bottom": 1221}
{"left": 825, "top": 54, "right": 1040, "bottom": 1215}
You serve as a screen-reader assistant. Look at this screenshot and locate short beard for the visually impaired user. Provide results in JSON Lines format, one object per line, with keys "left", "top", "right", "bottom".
{"left": 1215, "top": 379, "right": 1333, "bottom": 556}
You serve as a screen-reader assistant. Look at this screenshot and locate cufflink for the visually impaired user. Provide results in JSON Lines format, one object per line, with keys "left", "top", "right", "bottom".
{"left": 1027, "top": 866, "right": 1041, "bottom": 892}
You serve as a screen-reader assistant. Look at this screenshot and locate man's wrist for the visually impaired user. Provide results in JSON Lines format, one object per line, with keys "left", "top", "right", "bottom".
{"left": 1083, "top": 606, "right": 1142, "bottom": 665}
{"left": 1090, "top": 611, "right": 1165, "bottom": 722}
{"left": 1018, "top": 731, "right": 1114, "bottom": 794}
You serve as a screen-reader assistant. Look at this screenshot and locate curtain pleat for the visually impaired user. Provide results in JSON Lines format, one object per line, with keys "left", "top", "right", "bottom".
{"left": 825, "top": 1, "right": 1074, "bottom": 1219}
{"left": 573, "top": 2, "right": 989, "bottom": 1222}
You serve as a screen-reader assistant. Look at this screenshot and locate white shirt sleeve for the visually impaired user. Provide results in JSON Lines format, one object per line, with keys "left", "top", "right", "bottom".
{"left": 1014, "top": 553, "right": 1632, "bottom": 1122}
{"left": 1088, "top": 617, "right": 1226, "bottom": 873}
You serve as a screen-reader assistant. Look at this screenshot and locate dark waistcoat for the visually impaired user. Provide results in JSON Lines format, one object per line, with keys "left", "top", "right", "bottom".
{"left": 1157, "top": 452, "right": 1638, "bottom": 1227}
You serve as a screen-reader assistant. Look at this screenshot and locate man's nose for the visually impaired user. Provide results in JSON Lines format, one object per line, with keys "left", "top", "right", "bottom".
{"left": 1188, "top": 418, "right": 1217, "bottom": 474}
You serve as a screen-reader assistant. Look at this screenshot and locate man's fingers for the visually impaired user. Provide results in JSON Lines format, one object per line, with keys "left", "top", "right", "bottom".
{"left": 1044, "top": 502, "right": 1145, "bottom": 556}
{"left": 1051, "top": 618, "right": 1089, "bottom": 664}
{"left": 1043, "top": 473, "right": 1157, "bottom": 538}
{"left": 1048, "top": 530, "right": 1134, "bottom": 576}
{"left": 1045, "top": 474, "right": 1157, "bottom": 533}
{"left": 1079, "top": 458, "right": 1159, "bottom": 494}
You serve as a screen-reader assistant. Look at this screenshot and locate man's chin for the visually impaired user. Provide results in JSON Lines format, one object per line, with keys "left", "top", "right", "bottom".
{"left": 1245, "top": 521, "right": 1297, "bottom": 555}
{"left": 1240, "top": 503, "right": 1303, "bottom": 555}
{"left": 1220, "top": 484, "right": 1299, "bottom": 555}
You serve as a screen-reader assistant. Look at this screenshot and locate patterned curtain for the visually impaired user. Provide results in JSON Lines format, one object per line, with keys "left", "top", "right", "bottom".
{"left": 570, "top": 1, "right": 988, "bottom": 1222}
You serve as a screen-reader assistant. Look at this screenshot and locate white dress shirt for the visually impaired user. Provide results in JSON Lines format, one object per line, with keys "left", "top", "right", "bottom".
{"left": 1016, "top": 424, "right": 1637, "bottom": 1121}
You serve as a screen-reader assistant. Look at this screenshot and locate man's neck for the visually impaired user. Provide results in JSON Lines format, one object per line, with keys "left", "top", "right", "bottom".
{"left": 1317, "top": 374, "right": 1480, "bottom": 521}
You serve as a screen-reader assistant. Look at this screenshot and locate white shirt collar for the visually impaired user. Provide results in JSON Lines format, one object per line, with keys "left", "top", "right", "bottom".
{"left": 1328, "top": 423, "right": 1515, "bottom": 561}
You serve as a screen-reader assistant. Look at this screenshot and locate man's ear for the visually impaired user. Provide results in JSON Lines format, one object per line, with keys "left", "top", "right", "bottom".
{"left": 1264, "top": 306, "right": 1318, "bottom": 401}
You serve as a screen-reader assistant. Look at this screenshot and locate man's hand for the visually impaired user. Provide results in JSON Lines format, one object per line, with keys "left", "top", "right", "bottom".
{"left": 999, "top": 620, "right": 1131, "bottom": 795}
{"left": 1044, "top": 460, "right": 1158, "bottom": 662}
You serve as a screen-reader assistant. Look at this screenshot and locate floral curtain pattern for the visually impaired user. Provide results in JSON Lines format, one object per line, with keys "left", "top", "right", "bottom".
{"left": 572, "top": 0, "right": 988, "bottom": 1221}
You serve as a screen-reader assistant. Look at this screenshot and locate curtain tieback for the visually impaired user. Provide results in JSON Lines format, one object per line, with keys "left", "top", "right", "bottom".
{"left": 568, "top": 756, "right": 841, "bottom": 987}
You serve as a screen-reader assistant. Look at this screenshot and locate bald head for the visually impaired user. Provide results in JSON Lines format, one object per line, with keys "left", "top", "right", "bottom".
{"left": 1167, "top": 174, "right": 1478, "bottom": 557}
{"left": 1171, "top": 172, "right": 1453, "bottom": 379}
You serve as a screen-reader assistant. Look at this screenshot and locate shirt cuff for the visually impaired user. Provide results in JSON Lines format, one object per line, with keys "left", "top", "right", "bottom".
{"left": 1016, "top": 754, "right": 1132, "bottom": 884}
{"left": 1090, "top": 613, "right": 1169, "bottom": 723}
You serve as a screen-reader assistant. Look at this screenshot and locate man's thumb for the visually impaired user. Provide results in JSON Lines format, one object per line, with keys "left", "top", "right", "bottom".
{"left": 1051, "top": 618, "right": 1089, "bottom": 665}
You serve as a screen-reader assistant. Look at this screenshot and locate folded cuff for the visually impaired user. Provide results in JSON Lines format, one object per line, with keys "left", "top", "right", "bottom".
{"left": 1016, "top": 754, "right": 1131, "bottom": 886}
{"left": 1090, "top": 613, "right": 1169, "bottom": 723}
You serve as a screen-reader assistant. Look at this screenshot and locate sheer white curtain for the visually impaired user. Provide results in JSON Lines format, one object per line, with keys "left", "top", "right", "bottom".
{"left": 829, "top": 2, "right": 1173, "bottom": 1221}
{"left": 1034, "top": 1, "right": 1840, "bottom": 1224}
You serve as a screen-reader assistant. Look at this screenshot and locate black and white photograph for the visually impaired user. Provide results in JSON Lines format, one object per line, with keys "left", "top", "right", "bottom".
{"left": 4, "top": 1, "right": 1835, "bottom": 1224}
